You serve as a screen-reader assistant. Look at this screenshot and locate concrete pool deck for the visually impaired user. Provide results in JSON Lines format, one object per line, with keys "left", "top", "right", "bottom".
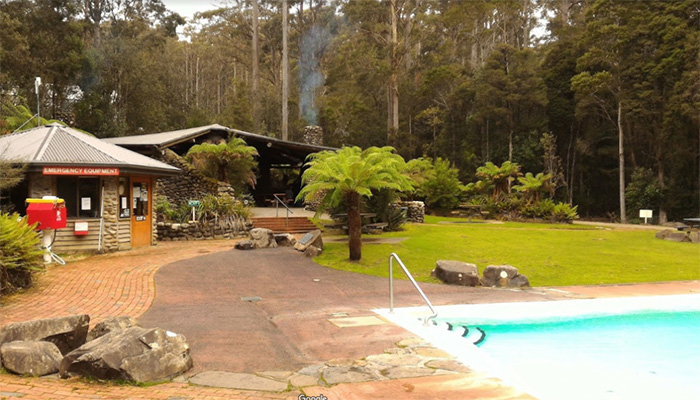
{"left": 1, "top": 239, "right": 698, "bottom": 399}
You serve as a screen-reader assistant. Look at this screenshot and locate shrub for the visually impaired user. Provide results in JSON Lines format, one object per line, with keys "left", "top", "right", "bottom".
{"left": 552, "top": 202, "right": 579, "bottom": 223}
{"left": 365, "top": 189, "right": 406, "bottom": 231}
{"left": 419, "top": 158, "right": 463, "bottom": 210}
{"left": 155, "top": 196, "right": 190, "bottom": 223}
{"left": 1, "top": 213, "right": 43, "bottom": 297}
{"left": 520, "top": 198, "right": 555, "bottom": 219}
{"left": 384, "top": 206, "right": 408, "bottom": 231}
{"left": 199, "top": 193, "right": 250, "bottom": 227}
{"left": 625, "top": 168, "right": 664, "bottom": 220}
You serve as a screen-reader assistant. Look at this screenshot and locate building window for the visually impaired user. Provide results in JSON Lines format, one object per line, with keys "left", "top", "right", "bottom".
{"left": 132, "top": 182, "right": 148, "bottom": 218}
{"left": 119, "top": 177, "right": 130, "bottom": 218}
{"left": 56, "top": 177, "right": 100, "bottom": 218}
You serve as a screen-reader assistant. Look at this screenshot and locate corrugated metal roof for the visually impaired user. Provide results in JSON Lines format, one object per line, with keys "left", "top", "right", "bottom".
{"left": 104, "top": 124, "right": 228, "bottom": 148}
{"left": 0, "top": 124, "right": 180, "bottom": 175}
{"left": 104, "top": 124, "right": 336, "bottom": 153}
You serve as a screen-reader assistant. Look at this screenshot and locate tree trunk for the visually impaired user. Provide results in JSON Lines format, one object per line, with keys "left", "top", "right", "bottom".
{"left": 347, "top": 191, "right": 362, "bottom": 261}
{"left": 657, "top": 153, "right": 667, "bottom": 224}
{"left": 252, "top": 0, "right": 260, "bottom": 131}
{"left": 281, "top": 0, "right": 289, "bottom": 141}
{"left": 618, "top": 101, "right": 627, "bottom": 223}
{"left": 389, "top": 0, "right": 399, "bottom": 144}
{"left": 508, "top": 116, "right": 514, "bottom": 162}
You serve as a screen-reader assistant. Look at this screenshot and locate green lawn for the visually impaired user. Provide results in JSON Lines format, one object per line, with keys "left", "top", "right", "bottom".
{"left": 314, "top": 216, "right": 700, "bottom": 286}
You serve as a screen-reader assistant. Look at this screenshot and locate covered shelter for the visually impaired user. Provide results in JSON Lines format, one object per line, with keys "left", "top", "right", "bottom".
{"left": 0, "top": 123, "right": 180, "bottom": 252}
{"left": 104, "top": 124, "right": 336, "bottom": 205}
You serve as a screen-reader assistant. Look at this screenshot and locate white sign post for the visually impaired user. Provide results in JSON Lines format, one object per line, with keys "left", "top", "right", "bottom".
{"left": 639, "top": 209, "right": 653, "bottom": 224}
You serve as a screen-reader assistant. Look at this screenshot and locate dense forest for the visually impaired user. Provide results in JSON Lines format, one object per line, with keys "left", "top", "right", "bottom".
{"left": 0, "top": 0, "right": 698, "bottom": 221}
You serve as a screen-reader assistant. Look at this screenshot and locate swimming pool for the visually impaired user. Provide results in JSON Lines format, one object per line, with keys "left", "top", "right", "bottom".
{"left": 375, "top": 294, "right": 700, "bottom": 400}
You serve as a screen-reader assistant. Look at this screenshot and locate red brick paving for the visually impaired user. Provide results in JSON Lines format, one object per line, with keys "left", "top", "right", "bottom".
{"left": 0, "top": 241, "right": 304, "bottom": 399}
{"left": 0, "top": 241, "right": 232, "bottom": 326}
{"left": 0, "top": 373, "right": 300, "bottom": 400}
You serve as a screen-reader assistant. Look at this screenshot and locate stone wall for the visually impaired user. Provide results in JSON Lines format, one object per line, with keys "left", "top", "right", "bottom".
{"left": 398, "top": 201, "right": 425, "bottom": 223}
{"left": 151, "top": 178, "right": 158, "bottom": 246}
{"left": 153, "top": 149, "right": 235, "bottom": 207}
{"left": 303, "top": 126, "right": 323, "bottom": 146}
{"left": 157, "top": 219, "right": 249, "bottom": 241}
{"left": 29, "top": 173, "right": 52, "bottom": 198}
{"left": 101, "top": 177, "right": 119, "bottom": 252}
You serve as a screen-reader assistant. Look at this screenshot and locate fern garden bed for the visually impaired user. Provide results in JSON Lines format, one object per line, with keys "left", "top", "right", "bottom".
{"left": 314, "top": 216, "right": 700, "bottom": 287}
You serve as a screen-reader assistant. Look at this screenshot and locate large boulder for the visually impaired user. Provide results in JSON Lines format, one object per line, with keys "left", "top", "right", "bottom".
{"left": 655, "top": 229, "right": 673, "bottom": 240}
{"left": 59, "top": 326, "right": 192, "bottom": 383}
{"left": 274, "top": 233, "right": 297, "bottom": 247}
{"left": 431, "top": 261, "right": 479, "bottom": 286}
{"left": 87, "top": 316, "right": 140, "bottom": 342}
{"left": 0, "top": 340, "right": 63, "bottom": 376}
{"left": 294, "top": 229, "right": 323, "bottom": 252}
{"left": 0, "top": 314, "right": 90, "bottom": 355}
{"left": 249, "top": 228, "right": 278, "bottom": 249}
{"left": 303, "top": 245, "right": 323, "bottom": 258}
{"left": 690, "top": 231, "right": 700, "bottom": 243}
{"left": 234, "top": 240, "right": 254, "bottom": 250}
{"left": 663, "top": 231, "right": 691, "bottom": 243}
{"left": 480, "top": 265, "right": 530, "bottom": 288}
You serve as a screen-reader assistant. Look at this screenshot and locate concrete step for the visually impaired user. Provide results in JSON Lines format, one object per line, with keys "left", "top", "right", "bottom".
{"left": 250, "top": 217, "right": 317, "bottom": 234}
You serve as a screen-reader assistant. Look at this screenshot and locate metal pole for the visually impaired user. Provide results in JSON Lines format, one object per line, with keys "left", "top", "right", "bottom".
{"left": 388, "top": 253, "right": 437, "bottom": 325}
{"left": 389, "top": 256, "right": 394, "bottom": 313}
{"left": 35, "top": 77, "right": 41, "bottom": 126}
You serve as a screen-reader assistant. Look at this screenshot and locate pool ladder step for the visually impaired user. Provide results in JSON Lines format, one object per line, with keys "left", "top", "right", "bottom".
{"left": 440, "top": 322, "right": 487, "bottom": 346}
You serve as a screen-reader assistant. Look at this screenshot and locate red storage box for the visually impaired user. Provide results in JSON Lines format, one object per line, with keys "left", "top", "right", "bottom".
{"left": 26, "top": 199, "right": 67, "bottom": 230}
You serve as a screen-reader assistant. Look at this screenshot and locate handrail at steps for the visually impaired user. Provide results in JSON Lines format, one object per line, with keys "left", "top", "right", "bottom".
{"left": 389, "top": 253, "right": 438, "bottom": 326}
{"left": 272, "top": 193, "right": 294, "bottom": 226}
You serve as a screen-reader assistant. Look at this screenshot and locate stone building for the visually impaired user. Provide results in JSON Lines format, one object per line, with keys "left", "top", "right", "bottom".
{"left": 0, "top": 124, "right": 180, "bottom": 252}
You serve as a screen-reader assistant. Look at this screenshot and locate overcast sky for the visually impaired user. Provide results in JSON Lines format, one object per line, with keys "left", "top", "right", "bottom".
{"left": 162, "top": 0, "right": 221, "bottom": 21}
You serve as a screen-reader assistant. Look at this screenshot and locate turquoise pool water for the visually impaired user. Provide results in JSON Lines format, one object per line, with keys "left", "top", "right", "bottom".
{"left": 441, "top": 310, "right": 700, "bottom": 400}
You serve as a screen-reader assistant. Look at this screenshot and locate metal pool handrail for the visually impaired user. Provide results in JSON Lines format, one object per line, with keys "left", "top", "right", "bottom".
{"left": 389, "top": 253, "right": 438, "bottom": 325}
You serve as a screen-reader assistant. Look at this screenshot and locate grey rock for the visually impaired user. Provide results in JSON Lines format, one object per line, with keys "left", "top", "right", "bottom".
{"left": 326, "top": 358, "right": 355, "bottom": 367}
{"left": 480, "top": 265, "right": 530, "bottom": 288}
{"left": 297, "top": 363, "right": 325, "bottom": 377}
{"left": 189, "top": 371, "right": 287, "bottom": 391}
{"left": 234, "top": 240, "right": 254, "bottom": 250}
{"left": 690, "top": 231, "right": 700, "bottom": 243}
{"left": 396, "top": 338, "right": 425, "bottom": 347}
{"left": 258, "top": 370, "right": 294, "bottom": 381}
{"left": 655, "top": 229, "right": 672, "bottom": 240}
{"left": 322, "top": 366, "right": 375, "bottom": 385}
{"left": 0, "top": 392, "right": 24, "bottom": 398}
{"left": 432, "top": 260, "right": 479, "bottom": 286}
{"left": 383, "top": 347, "right": 414, "bottom": 355}
{"left": 508, "top": 274, "right": 531, "bottom": 288}
{"left": 412, "top": 347, "right": 452, "bottom": 358}
{"left": 249, "top": 228, "right": 278, "bottom": 249}
{"left": 382, "top": 366, "right": 434, "bottom": 379}
{"left": 59, "top": 326, "right": 192, "bottom": 383}
{"left": 425, "top": 359, "right": 471, "bottom": 373}
{"left": 294, "top": 229, "right": 323, "bottom": 252}
{"left": 663, "top": 231, "right": 691, "bottom": 243}
{"left": 0, "top": 340, "right": 63, "bottom": 376}
{"left": 87, "top": 316, "right": 140, "bottom": 342}
{"left": 365, "top": 354, "right": 423, "bottom": 367}
{"left": 304, "top": 245, "right": 322, "bottom": 258}
{"left": 288, "top": 373, "right": 320, "bottom": 387}
{"left": 0, "top": 314, "right": 90, "bottom": 355}
{"left": 274, "top": 233, "right": 297, "bottom": 247}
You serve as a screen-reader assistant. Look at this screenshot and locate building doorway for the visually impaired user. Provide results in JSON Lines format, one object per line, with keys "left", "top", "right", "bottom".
{"left": 131, "top": 177, "right": 152, "bottom": 247}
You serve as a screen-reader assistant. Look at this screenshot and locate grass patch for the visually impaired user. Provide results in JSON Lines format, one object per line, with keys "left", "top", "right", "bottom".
{"left": 315, "top": 220, "right": 700, "bottom": 286}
